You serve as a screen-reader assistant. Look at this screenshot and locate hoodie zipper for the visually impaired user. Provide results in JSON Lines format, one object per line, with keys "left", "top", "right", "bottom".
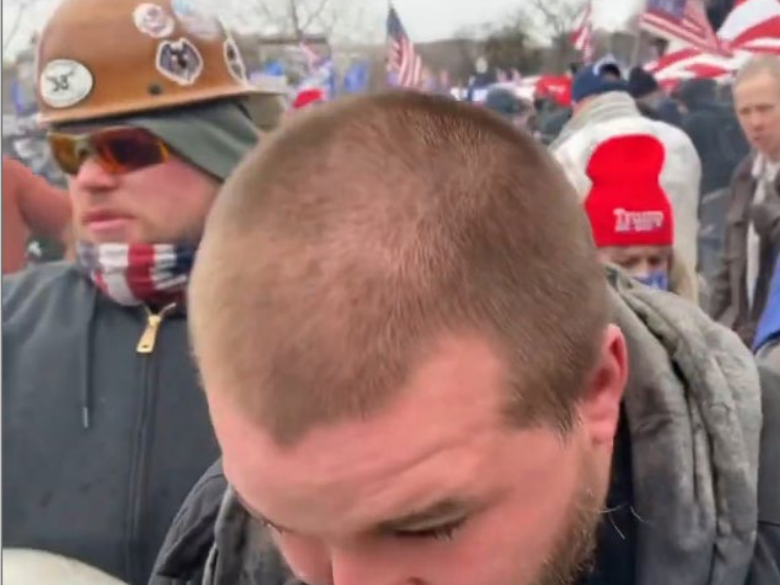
{"left": 136, "top": 304, "right": 175, "bottom": 354}
{"left": 126, "top": 303, "right": 176, "bottom": 582}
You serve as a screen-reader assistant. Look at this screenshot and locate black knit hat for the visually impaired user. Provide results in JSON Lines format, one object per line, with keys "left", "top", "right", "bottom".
{"left": 59, "top": 99, "right": 259, "bottom": 182}
{"left": 628, "top": 67, "right": 661, "bottom": 99}
{"left": 484, "top": 87, "right": 527, "bottom": 118}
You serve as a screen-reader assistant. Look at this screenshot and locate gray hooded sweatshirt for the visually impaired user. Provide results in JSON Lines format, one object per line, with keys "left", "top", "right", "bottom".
{"left": 148, "top": 268, "right": 780, "bottom": 585}
{"left": 3, "top": 263, "right": 220, "bottom": 585}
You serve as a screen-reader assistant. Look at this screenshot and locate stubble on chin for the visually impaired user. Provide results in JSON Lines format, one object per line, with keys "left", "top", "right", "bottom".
{"left": 533, "top": 459, "right": 609, "bottom": 585}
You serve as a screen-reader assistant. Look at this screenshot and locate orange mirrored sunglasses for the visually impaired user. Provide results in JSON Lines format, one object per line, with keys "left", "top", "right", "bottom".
{"left": 47, "top": 127, "right": 170, "bottom": 176}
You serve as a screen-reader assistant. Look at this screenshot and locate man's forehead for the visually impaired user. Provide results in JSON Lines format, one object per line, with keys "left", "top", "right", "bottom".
{"left": 214, "top": 335, "right": 513, "bottom": 527}
{"left": 221, "top": 414, "right": 501, "bottom": 537}
{"left": 736, "top": 74, "right": 780, "bottom": 102}
{"left": 220, "top": 357, "right": 504, "bottom": 480}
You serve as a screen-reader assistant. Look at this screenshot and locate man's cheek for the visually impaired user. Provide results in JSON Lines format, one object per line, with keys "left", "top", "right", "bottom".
{"left": 275, "top": 535, "right": 332, "bottom": 585}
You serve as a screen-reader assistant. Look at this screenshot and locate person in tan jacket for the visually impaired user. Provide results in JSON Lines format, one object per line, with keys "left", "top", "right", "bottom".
{"left": 2, "top": 155, "right": 72, "bottom": 274}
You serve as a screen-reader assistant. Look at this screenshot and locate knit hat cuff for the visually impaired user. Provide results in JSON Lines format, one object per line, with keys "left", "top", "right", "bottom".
{"left": 127, "top": 99, "right": 259, "bottom": 181}
{"left": 590, "top": 208, "right": 673, "bottom": 248}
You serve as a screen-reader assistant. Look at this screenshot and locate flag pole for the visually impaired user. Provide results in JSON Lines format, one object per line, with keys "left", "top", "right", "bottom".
{"left": 632, "top": 29, "right": 646, "bottom": 66}
{"left": 632, "top": 0, "right": 652, "bottom": 67}
{"left": 385, "top": 1, "right": 393, "bottom": 90}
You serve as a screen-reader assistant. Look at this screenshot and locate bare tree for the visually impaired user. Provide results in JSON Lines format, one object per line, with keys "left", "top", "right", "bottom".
{"left": 288, "top": 0, "right": 330, "bottom": 39}
{"left": 520, "top": 0, "right": 585, "bottom": 41}
{"left": 514, "top": 0, "right": 586, "bottom": 71}
{"left": 480, "top": 12, "right": 544, "bottom": 76}
{"left": 234, "top": 0, "right": 375, "bottom": 42}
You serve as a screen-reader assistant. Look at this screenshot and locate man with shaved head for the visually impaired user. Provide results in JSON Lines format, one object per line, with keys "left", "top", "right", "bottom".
{"left": 151, "top": 92, "right": 780, "bottom": 585}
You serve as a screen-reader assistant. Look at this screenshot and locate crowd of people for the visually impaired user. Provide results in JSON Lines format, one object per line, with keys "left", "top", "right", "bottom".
{"left": 3, "top": 0, "right": 780, "bottom": 585}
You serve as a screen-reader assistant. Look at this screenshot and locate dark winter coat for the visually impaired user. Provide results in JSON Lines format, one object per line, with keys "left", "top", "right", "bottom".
{"left": 710, "top": 156, "right": 780, "bottom": 346}
{"left": 3, "top": 263, "right": 220, "bottom": 585}
{"left": 147, "top": 272, "right": 780, "bottom": 585}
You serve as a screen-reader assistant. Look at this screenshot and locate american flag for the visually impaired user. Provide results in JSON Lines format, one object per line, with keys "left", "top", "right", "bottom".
{"left": 718, "top": 0, "right": 780, "bottom": 54}
{"left": 387, "top": 6, "right": 423, "bottom": 89}
{"left": 298, "top": 41, "right": 324, "bottom": 72}
{"left": 641, "top": 0, "right": 724, "bottom": 53}
{"left": 571, "top": 0, "right": 595, "bottom": 63}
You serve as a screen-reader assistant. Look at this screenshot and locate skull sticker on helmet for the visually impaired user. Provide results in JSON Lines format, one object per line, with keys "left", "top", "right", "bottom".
{"left": 223, "top": 38, "right": 247, "bottom": 83}
{"left": 156, "top": 38, "right": 203, "bottom": 86}
{"left": 133, "top": 3, "right": 175, "bottom": 39}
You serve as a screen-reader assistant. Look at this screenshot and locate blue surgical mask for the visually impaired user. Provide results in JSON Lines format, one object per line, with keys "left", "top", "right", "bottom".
{"left": 635, "top": 271, "right": 670, "bottom": 291}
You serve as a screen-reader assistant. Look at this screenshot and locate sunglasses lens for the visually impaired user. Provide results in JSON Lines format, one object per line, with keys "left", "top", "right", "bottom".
{"left": 48, "top": 128, "right": 168, "bottom": 176}
{"left": 93, "top": 128, "right": 168, "bottom": 174}
{"left": 48, "top": 134, "right": 84, "bottom": 175}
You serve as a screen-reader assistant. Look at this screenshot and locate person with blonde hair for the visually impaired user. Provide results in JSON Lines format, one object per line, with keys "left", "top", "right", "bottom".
{"left": 582, "top": 133, "right": 696, "bottom": 301}
{"left": 553, "top": 59, "right": 702, "bottom": 282}
{"left": 710, "top": 54, "right": 780, "bottom": 346}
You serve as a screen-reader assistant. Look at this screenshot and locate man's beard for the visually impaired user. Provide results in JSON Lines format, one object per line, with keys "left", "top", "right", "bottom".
{"left": 533, "top": 458, "right": 607, "bottom": 585}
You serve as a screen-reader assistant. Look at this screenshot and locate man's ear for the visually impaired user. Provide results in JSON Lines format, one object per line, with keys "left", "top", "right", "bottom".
{"left": 579, "top": 324, "right": 628, "bottom": 447}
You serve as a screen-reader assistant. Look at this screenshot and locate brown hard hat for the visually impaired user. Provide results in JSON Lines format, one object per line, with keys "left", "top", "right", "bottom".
{"left": 36, "top": 0, "right": 284, "bottom": 125}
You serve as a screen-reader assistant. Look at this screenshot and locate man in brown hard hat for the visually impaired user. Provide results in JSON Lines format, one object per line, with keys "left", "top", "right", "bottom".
{"left": 2, "top": 1, "right": 281, "bottom": 584}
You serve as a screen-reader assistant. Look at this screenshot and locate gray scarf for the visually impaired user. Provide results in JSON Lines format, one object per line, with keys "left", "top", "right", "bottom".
{"left": 608, "top": 266, "right": 762, "bottom": 585}
{"left": 197, "top": 270, "right": 763, "bottom": 585}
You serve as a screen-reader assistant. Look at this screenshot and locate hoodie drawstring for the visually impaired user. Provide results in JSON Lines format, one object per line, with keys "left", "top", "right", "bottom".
{"left": 80, "top": 289, "right": 99, "bottom": 430}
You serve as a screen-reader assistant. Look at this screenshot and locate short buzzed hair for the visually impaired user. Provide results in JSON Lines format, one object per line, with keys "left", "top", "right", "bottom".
{"left": 735, "top": 54, "right": 780, "bottom": 89}
{"left": 190, "top": 92, "right": 610, "bottom": 446}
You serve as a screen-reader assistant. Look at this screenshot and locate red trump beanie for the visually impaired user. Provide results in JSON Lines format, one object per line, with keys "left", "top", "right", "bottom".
{"left": 584, "top": 134, "right": 674, "bottom": 248}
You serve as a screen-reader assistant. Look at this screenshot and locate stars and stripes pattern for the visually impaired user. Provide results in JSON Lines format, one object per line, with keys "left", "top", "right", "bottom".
{"left": 647, "top": 46, "right": 737, "bottom": 82}
{"left": 719, "top": 0, "right": 780, "bottom": 54}
{"left": 294, "top": 41, "right": 337, "bottom": 101}
{"left": 77, "top": 242, "right": 195, "bottom": 307}
{"left": 641, "top": 0, "right": 724, "bottom": 54}
{"left": 298, "top": 41, "right": 323, "bottom": 71}
{"left": 647, "top": 0, "right": 780, "bottom": 83}
{"left": 387, "top": 6, "right": 423, "bottom": 89}
{"left": 571, "top": 0, "right": 595, "bottom": 63}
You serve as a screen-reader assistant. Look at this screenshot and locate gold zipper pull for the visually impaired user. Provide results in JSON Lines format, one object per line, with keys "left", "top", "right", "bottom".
{"left": 137, "top": 313, "right": 163, "bottom": 354}
{"left": 136, "top": 303, "right": 177, "bottom": 355}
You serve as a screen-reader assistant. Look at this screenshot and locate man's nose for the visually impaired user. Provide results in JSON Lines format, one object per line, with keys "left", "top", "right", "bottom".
{"left": 745, "top": 111, "right": 766, "bottom": 130}
{"left": 71, "top": 157, "right": 120, "bottom": 192}
{"left": 629, "top": 261, "right": 651, "bottom": 279}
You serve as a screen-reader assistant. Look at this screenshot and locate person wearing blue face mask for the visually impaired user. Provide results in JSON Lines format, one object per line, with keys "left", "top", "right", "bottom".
{"left": 582, "top": 134, "right": 697, "bottom": 301}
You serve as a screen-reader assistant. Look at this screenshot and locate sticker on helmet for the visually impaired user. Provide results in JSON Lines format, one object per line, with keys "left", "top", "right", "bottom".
{"left": 133, "top": 3, "right": 175, "bottom": 39}
{"left": 170, "top": 0, "right": 222, "bottom": 41}
{"left": 223, "top": 38, "right": 247, "bottom": 83}
{"left": 39, "top": 59, "right": 94, "bottom": 109}
{"left": 156, "top": 38, "right": 204, "bottom": 86}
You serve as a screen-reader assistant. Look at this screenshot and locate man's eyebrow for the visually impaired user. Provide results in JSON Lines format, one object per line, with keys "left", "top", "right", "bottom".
{"left": 235, "top": 491, "right": 472, "bottom": 534}
{"left": 376, "top": 498, "right": 470, "bottom": 531}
